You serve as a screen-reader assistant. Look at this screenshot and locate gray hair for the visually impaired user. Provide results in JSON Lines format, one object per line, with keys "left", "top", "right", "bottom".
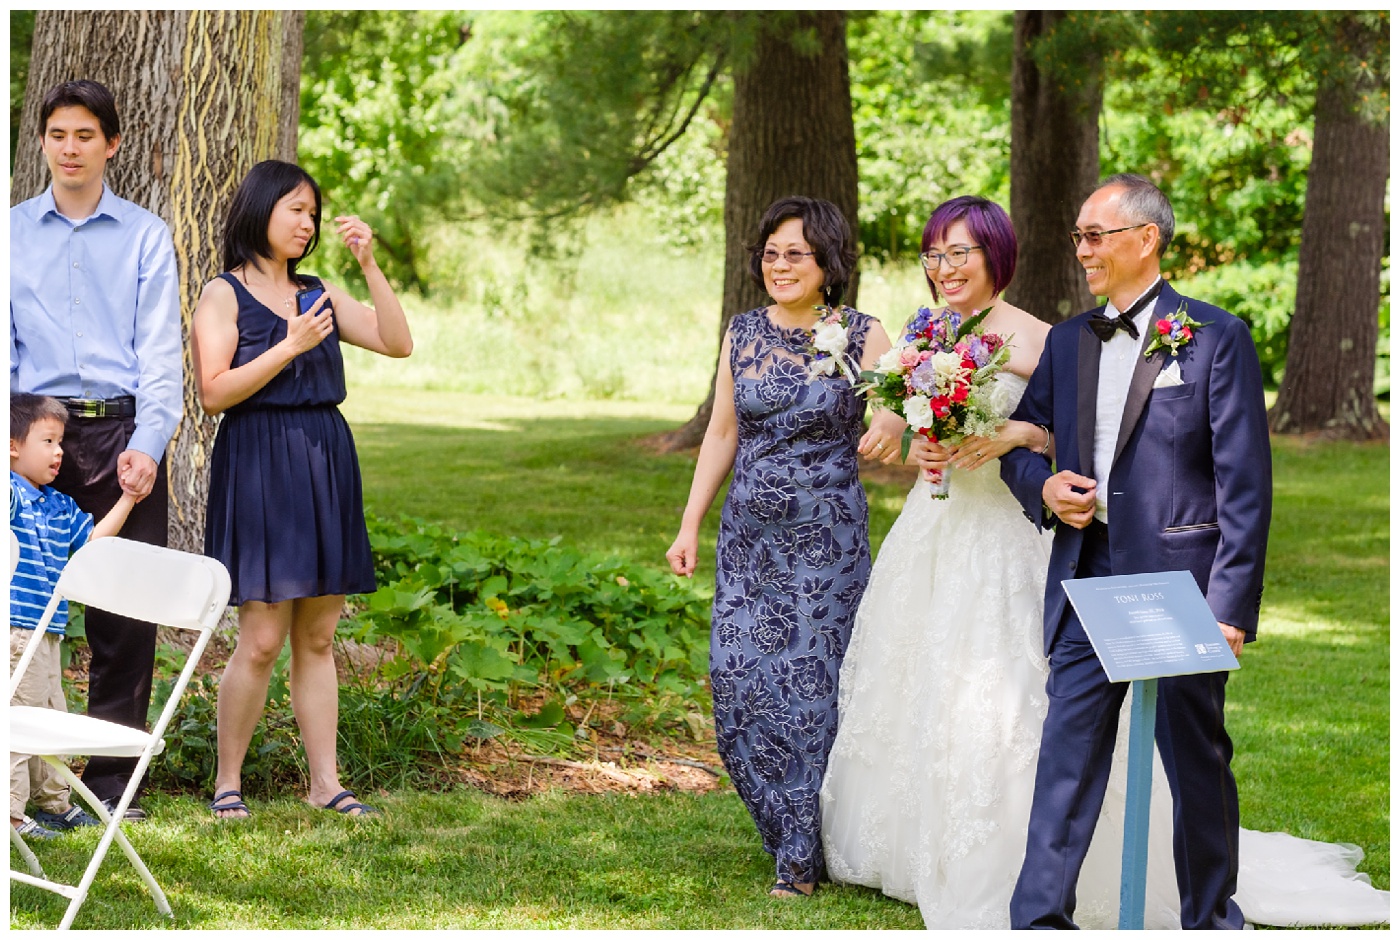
{"left": 1097, "top": 173, "right": 1174, "bottom": 256}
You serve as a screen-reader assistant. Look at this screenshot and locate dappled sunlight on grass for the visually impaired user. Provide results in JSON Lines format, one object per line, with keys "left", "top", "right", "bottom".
{"left": 12, "top": 789, "right": 923, "bottom": 929}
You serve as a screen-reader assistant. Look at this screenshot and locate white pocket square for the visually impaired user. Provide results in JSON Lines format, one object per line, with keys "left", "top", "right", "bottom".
{"left": 1153, "top": 362, "right": 1184, "bottom": 388}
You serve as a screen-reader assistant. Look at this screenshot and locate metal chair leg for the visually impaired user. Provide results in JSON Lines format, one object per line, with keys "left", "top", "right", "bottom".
{"left": 9, "top": 819, "right": 46, "bottom": 878}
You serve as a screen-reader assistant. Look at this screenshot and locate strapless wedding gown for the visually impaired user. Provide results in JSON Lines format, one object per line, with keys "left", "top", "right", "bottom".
{"left": 820, "top": 372, "right": 1389, "bottom": 929}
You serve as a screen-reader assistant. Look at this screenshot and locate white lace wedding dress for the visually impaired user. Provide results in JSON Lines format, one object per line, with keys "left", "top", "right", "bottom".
{"left": 820, "top": 372, "right": 1389, "bottom": 929}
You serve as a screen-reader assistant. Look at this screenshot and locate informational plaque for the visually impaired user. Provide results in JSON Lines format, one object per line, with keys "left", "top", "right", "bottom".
{"left": 1061, "top": 569, "right": 1241, "bottom": 927}
{"left": 1062, "top": 570, "right": 1239, "bottom": 682}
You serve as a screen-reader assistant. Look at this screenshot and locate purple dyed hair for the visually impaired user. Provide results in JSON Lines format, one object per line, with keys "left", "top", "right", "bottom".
{"left": 919, "top": 196, "right": 1018, "bottom": 303}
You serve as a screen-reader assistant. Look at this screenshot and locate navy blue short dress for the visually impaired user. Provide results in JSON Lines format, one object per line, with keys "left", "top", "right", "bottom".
{"left": 204, "top": 273, "right": 376, "bottom": 606}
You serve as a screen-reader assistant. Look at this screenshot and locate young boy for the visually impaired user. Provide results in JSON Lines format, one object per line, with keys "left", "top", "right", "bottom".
{"left": 9, "top": 393, "right": 140, "bottom": 839}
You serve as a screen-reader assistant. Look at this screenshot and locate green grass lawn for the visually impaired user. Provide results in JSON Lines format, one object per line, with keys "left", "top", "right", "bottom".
{"left": 11, "top": 394, "right": 1387, "bottom": 929}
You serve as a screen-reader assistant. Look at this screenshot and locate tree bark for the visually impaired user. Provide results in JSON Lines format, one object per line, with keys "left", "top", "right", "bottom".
{"left": 13, "top": 10, "right": 305, "bottom": 552}
{"left": 1269, "top": 59, "right": 1389, "bottom": 438}
{"left": 656, "top": 11, "right": 859, "bottom": 451}
{"left": 1004, "top": 11, "right": 1099, "bottom": 324}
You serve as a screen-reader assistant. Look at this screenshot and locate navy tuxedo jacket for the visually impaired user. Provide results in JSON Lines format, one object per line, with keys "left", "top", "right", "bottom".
{"left": 1001, "top": 282, "right": 1272, "bottom": 656}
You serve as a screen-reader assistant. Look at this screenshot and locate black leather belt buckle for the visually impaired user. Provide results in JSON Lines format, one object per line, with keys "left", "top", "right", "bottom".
{"left": 60, "top": 397, "right": 136, "bottom": 419}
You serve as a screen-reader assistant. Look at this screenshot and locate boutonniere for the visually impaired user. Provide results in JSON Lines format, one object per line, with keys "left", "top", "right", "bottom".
{"left": 1143, "top": 301, "right": 1209, "bottom": 359}
{"left": 805, "top": 304, "right": 859, "bottom": 382}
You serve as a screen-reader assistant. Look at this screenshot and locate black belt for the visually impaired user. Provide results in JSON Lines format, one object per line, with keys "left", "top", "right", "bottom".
{"left": 58, "top": 396, "right": 136, "bottom": 418}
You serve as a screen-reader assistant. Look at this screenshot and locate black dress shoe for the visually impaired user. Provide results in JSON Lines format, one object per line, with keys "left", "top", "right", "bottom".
{"left": 98, "top": 798, "right": 148, "bottom": 822}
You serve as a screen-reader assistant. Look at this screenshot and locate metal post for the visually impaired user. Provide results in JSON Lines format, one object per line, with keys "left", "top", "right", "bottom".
{"left": 1118, "top": 677, "right": 1157, "bottom": 929}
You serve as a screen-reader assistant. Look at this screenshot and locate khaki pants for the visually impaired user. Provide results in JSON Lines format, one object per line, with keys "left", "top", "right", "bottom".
{"left": 9, "top": 627, "right": 73, "bottom": 819}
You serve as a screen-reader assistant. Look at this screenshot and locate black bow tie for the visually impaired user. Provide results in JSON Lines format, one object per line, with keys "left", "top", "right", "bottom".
{"left": 1088, "top": 314, "right": 1138, "bottom": 342}
{"left": 1088, "top": 279, "right": 1164, "bottom": 343}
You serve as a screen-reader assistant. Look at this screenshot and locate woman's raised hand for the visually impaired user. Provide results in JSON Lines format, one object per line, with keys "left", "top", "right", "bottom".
{"left": 282, "top": 291, "right": 335, "bottom": 355}
{"left": 335, "top": 215, "right": 377, "bottom": 269}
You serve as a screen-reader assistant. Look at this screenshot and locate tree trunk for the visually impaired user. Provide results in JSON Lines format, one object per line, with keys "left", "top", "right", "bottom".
{"left": 1004, "top": 10, "right": 1099, "bottom": 324}
{"left": 1269, "top": 70, "right": 1389, "bottom": 438}
{"left": 656, "top": 11, "right": 859, "bottom": 451}
{"left": 13, "top": 10, "right": 305, "bottom": 553}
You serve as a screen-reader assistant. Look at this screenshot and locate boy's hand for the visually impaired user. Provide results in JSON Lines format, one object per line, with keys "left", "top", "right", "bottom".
{"left": 117, "top": 450, "right": 157, "bottom": 499}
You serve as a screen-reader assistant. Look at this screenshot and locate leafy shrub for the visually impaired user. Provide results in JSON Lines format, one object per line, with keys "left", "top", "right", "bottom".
{"left": 1175, "top": 258, "right": 1297, "bottom": 388}
{"left": 148, "top": 649, "right": 306, "bottom": 796}
{"left": 150, "top": 515, "right": 713, "bottom": 795}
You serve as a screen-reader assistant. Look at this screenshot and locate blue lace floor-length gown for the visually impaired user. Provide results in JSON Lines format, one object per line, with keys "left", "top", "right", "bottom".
{"left": 710, "top": 305, "right": 875, "bottom": 885}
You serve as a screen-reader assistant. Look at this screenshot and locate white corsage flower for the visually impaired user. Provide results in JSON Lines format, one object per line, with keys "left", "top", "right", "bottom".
{"left": 812, "top": 321, "right": 849, "bottom": 356}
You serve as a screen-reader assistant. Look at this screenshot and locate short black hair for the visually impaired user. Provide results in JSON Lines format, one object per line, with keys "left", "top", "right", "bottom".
{"left": 39, "top": 80, "right": 120, "bottom": 141}
{"left": 222, "top": 160, "right": 322, "bottom": 282}
{"left": 10, "top": 393, "right": 68, "bottom": 443}
{"left": 746, "top": 195, "right": 857, "bottom": 307}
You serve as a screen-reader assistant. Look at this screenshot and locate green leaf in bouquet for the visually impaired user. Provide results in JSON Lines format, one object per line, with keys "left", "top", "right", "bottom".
{"left": 955, "top": 306, "right": 993, "bottom": 340}
{"left": 899, "top": 426, "right": 915, "bottom": 463}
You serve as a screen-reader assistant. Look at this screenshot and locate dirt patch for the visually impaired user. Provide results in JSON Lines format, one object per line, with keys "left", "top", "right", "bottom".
{"left": 452, "top": 733, "right": 724, "bottom": 799}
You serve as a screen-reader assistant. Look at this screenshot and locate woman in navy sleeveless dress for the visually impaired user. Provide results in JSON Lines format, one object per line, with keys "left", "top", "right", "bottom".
{"left": 191, "top": 161, "right": 412, "bottom": 819}
{"left": 667, "top": 197, "right": 894, "bottom": 898}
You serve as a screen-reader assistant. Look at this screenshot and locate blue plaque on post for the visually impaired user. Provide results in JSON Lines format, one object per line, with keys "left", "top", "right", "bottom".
{"left": 1061, "top": 570, "right": 1239, "bottom": 928}
{"left": 1062, "top": 570, "right": 1239, "bottom": 682}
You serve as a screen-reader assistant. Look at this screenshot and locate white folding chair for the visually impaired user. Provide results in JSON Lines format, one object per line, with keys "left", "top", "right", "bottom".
{"left": 8, "top": 537, "right": 230, "bottom": 929}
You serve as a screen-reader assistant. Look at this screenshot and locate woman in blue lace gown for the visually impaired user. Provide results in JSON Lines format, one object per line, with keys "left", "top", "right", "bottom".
{"left": 666, "top": 196, "right": 895, "bottom": 899}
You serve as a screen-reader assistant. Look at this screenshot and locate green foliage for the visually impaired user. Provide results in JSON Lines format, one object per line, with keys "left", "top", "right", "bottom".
{"left": 9, "top": 9, "right": 35, "bottom": 166}
{"left": 336, "top": 206, "right": 722, "bottom": 403}
{"left": 1173, "top": 259, "right": 1297, "bottom": 387}
{"left": 457, "top": 11, "right": 731, "bottom": 235}
{"left": 149, "top": 512, "right": 713, "bottom": 796}
{"left": 299, "top": 11, "right": 482, "bottom": 292}
{"left": 353, "top": 514, "right": 711, "bottom": 728}
{"left": 148, "top": 650, "right": 305, "bottom": 796}
{"left": 1140, "top": 11, "right": 1389, "bottom": 121}
{"left": 847, "top": 11, "right": 1013, "bottom": 261}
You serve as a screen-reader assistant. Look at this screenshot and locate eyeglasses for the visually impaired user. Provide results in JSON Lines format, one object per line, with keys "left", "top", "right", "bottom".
{"left": 1069, "top": 224, "right": 1149, "bottom": 248}
{"left": 758, "top": 248, "right": 816, "bottom": 265}
{"left": 919, "top": 246, "right": 983, "bottom": 270}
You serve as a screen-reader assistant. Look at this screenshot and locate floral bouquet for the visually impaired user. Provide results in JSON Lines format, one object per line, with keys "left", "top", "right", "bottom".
{"left": 804, "top": 305, "right": 860, "bottom": 383}
{"left": 859, "top": 306, "right": 1012, "bottom": 498}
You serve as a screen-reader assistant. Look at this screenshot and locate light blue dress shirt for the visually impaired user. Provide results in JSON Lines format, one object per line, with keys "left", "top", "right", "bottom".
{"left": 10, "top": 184, "right": 183, "bottom": 461}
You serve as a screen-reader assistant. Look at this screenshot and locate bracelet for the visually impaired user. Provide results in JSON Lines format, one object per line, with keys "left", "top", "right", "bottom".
{"left": 1034, "top": 424, "right": 1050, "bottom": 455}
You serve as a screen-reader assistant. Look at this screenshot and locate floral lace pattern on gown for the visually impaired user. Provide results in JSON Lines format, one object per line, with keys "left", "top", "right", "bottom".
{"left": 711, "top": 306, "right": 874, "bottom": 885}
{"left": 820, "top": 371, "right": 1389, "bottom": 929}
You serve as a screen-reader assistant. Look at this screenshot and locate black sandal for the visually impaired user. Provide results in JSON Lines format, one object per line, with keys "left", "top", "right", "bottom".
{"left": 322, "top": 789, "right": 380, "bottom": 816}
{"left": 769, "top": 880, "right": 811, "bottom": 898}
{"left": 209, "top": 790, "right": 251, "bottom": 819}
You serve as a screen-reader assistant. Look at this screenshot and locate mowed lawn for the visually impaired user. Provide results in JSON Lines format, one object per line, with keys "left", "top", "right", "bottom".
{"left": 10, "top": 391, "right": 1388, "bottom": 929}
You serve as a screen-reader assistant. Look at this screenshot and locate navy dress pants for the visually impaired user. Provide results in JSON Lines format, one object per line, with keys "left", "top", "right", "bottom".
{"left": 1009, "top": 521, "right": 1244, "bottom": 930}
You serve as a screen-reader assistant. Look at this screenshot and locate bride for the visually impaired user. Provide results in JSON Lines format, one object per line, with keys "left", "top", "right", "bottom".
{"left": 820, "top": 195, "right": 1390, "bottom": 929}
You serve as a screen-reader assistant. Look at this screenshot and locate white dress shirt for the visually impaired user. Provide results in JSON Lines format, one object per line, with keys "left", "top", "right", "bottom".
{"left": 1093, "top": 279, "right": 1161, "bottom": 523}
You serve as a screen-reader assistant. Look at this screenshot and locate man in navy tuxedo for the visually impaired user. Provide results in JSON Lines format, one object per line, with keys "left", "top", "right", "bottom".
{"left": 1001, "top": 174, "right": 1271, "bottom": 929}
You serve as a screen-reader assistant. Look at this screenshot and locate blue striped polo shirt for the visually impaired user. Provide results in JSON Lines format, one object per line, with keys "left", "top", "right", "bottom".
{"left": 9, "top": 470, "right": 93, "bottom": 634}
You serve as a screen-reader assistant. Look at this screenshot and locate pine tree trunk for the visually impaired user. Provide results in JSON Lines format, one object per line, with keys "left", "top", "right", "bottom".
{"left": 656, "top": 11, "right": 859, "bottom": 451}
{"left": 12, "top": 10, "right": 306, "bottom": 552}
{"left": 1004, "top": 10, "right": 1099, "bottom": 324}
{"left": 1268, "top": 73, "right": 1389, "bottom": 439}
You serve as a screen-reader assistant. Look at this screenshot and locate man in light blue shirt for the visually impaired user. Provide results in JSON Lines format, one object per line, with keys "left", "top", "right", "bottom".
{"left": 9, "top": 79, "right": 182, "bottom": 820}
